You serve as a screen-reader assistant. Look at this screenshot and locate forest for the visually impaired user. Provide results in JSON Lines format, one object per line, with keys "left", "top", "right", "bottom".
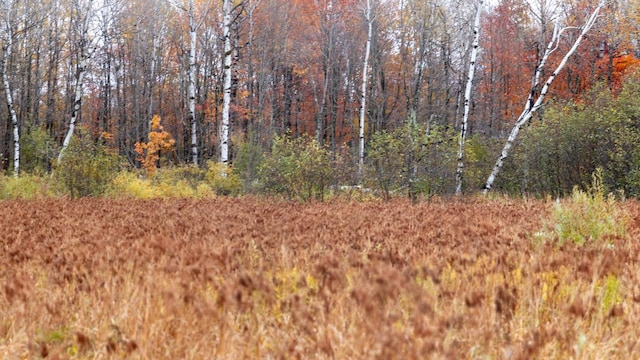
{"left": 0, "top": 0, "right": 640, "bottom": 199}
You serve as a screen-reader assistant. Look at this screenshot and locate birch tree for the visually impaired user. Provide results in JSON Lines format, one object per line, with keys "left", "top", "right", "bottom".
{"left": 483, "top": 0, "right": 606, "bottom": 194}
{"left": 1, "top": 0, "right": 18, "bottom": 176}
{"left": 358, "top": 0, "right": 373, "bottom": 177}
{"left": 220, "top": 0, "right": 232, "bottom": 166}
{"left": 188, "top": 0, "right": 198, "bottom": 165}
{"left": 455, "top": 0, "right": 482, "bottom": 195}
{"left": 57, "top": 0, "right": 94, "bottom": 164}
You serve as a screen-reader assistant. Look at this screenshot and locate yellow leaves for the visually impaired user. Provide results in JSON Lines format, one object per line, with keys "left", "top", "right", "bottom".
{"left": 134, "top": 115, "right": 176, "bottom": 177}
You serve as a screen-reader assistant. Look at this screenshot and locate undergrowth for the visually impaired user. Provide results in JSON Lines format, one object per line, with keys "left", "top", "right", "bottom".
{"left": 537, "top": 169, "right": 628, "bottom": 246}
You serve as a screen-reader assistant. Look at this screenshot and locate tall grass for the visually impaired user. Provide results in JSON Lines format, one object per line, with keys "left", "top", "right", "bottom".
{"left": 538, "top": 170, "right": 627, "bottom": 246}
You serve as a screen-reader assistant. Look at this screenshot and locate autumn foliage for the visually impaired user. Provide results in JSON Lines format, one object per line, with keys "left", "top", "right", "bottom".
{"left": 134, "top": 115, "right": 176, "bottom": 177}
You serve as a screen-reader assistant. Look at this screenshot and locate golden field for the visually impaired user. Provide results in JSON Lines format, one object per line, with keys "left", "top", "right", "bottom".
{"left": 0, "top": 197, "right": 639, "bottom": 359}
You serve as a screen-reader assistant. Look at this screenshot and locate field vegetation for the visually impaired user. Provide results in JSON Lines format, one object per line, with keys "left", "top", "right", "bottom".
{"left": 1, "top": 195, "right": 639, "bottom": 359}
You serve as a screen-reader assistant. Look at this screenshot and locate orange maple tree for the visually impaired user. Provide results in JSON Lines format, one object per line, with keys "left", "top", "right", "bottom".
{"left": 134, "top": 115, "right": 176, "bottom": 177}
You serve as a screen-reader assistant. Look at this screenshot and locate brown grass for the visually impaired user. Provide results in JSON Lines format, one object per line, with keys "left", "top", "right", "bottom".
{"left": 0, "top": 197, "right": 639, "bottom": 359}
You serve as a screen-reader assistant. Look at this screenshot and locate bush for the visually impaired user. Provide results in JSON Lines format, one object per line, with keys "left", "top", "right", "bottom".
{"left": 258, "top": 134, "right": 334, "bottom": 201}
{"left": 0, "top": 174, "right": 53, "bottom": 200}
{"left": 20, "top": 126, "right": 57, "bottom": 174}
{"left": 365, "top": 129, "right": 405, "bottom": 200}
{"left": 233, "top": 136, "right": 264, "bottom": 193}
{"left": 204, "top": 162, "right": 243, "bottom": 196}
{"left": 502, "top": 76, "right": 640, "bottom": 197}
{"left": 53, "top": 128, "right": 122, "bottom": 198}
{"left": 108, "top": 163, "right": 242, "bottom": 199}
{"left": 365, "top": 123, "right": 457, "bottom": 199}
{"left": 537, "top": 169, "right": 627, "bottom": 246}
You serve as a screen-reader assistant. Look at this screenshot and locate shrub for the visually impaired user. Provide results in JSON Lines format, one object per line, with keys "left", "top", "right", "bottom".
{"left": 0, "top": 174, "right": 53, "bottom": 200}
{"left": 258, "top": 134, "right": 334, "bottom": 201}
{"left": 365, "top": 129, "right": 405, "bottom": 200}
{"left": 20, "top": 126, "right": 57, "bottom": 174}
{"left": 204, "top": 162, "right": 242, "bottom": 196}
{"left": 504, "top": 76, "right": 640, "bottom": 197}
{"left": 365, "top": 123, "right": 457, "bottom": 199}
{"left": 53, "top": 128, "right": 122, "bottom": 198}
{"left": 537, "top": 169, "right": 627, "bottom": 246}
{"left": 108, "top": 171, "right": 161, "bottom": 199}
{"left": 233, "top": 136, "right": 264, "bottom": 193}
{"left": 108, "top": 163, "right": 242, "bottom": 199}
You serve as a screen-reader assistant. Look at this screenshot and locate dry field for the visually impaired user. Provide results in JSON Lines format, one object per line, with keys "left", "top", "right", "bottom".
{"left": 0, "top": 197, "right": 639, "bottom": 359}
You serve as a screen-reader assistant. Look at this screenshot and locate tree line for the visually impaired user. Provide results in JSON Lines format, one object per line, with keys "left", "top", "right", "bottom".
{"left": 1, "top": 0, "right": 639, "bottom": 197}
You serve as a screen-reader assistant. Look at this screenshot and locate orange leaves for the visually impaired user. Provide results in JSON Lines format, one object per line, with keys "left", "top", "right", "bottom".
{"left": 596, "top": 52, "right": 640, "bottom": 90}
{"left": 135, "top": 115, "right": 176, "bottom": 177}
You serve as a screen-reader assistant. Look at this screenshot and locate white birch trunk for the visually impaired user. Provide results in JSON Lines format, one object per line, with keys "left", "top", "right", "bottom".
{"left": 58, "top": 41, "right": 88, "bottom": 164}
{"left": 455, "top": 0, "right": 482, "bottom": 196}
{"left": 148, "top": 27, "right": 160, "bottom": 140}
{"left": 2, "top": 0, "right": 18, "bottom": 177}
{"left": 358, "top": 0, "right": 372, "bottom": 178}
{"left": 220, "top": 0, "right": 232, "bottom": 167}
{"left": 188, "top": 0, "right": 198, "bottom": 165}
{"left": 2, "top": 44, "right": 17, "bottom": 176}
{"left": 483, "top": 2, "right": 605, "bottom": 194}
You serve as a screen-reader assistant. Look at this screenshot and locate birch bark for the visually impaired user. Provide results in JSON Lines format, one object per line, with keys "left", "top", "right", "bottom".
{"left": 483, "top": 1, "right": 605, "bottom": 194}
{"left": 358, "top": 0, "right": 372, "bottom": 177}
{"left": 188, "top": 0, "right": 198, "bottom": 165}
{"left": 2, "top": 0, "right": 18, "bottom": 176}
{"left": 58, "top": 1, "right": 92, "bottom": 164}
{"left": 220, "top": 0, "right": 232, "bottom": 166}
{"left": 455, "top": 0, "right": 483, "bottom": 195}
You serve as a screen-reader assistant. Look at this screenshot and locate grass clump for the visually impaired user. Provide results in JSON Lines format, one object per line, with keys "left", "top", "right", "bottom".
{"left": 540, "top": 169, "right": 627, "bottom": 246}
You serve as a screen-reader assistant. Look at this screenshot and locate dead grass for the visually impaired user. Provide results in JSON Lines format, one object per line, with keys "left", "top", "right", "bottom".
{"left": 0, "top": 197, "right": 639, "bottom": 359}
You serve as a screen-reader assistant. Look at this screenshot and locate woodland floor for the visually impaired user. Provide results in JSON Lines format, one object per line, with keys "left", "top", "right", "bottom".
{"left": 1, "top": 197, "right": 640, "bottom": 359}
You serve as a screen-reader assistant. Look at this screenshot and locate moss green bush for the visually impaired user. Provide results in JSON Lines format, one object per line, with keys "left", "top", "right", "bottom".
{"left": 500, "top": 76, "right": 640, "bottom": 197}
{"left": 258, "top": 134, "right": 334, "bottom": 201}
{"left": 234, "top": 137, "right": 264, "bottom": 193}
{"left": 20, "top": 126, "right": 57, "bottom": 174}
{"left": 365, "top": 123, "right": 457, "bottom": 199}
{"left": 53, "top": 129, "right": 122, "bottom": 198}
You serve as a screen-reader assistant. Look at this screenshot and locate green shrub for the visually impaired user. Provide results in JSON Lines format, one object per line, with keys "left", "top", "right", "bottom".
{"left": 258, "top": 134, "right": 334, "bottom": 201}
{"left": 234, "top": 137, "right": 264, "bottom": 193}
{"left": 537, "top": 170, "right": 627, "bottom": 246}
{"left": 366, "top": 129, "right": 405, "bottom": 200}
{"left": 504, "top": 77, "right": 640, "bottom": 197}
{"left": 53, "top": 128, "right": 122, "bottom": 198}
{"left": 20, "top": 126, "right": 57, "bottom": 174}
{"left": 365, "top": 123, "right": 457, "bottom": 199}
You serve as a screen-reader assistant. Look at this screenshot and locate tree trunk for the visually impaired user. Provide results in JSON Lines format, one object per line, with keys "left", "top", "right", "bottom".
{"left": 455, "top": 0, "right": 482, "bottom": 196}
{"left": 220, "top": 0, "right": 232, "bottom": 166}
{"left": 58, "top": 0, "right": 92, "bottom": 165}
{"left": 358, "top": 0, "right": 372, "bottom": 178}
{"left": 188, "top": 0, "right": 198, "bottom": 165}
{"left": 58, "top": 44, "right": 88, "bottom": 164}
{"left": 2, "top": 4, "right": 19, "bottom": 177}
